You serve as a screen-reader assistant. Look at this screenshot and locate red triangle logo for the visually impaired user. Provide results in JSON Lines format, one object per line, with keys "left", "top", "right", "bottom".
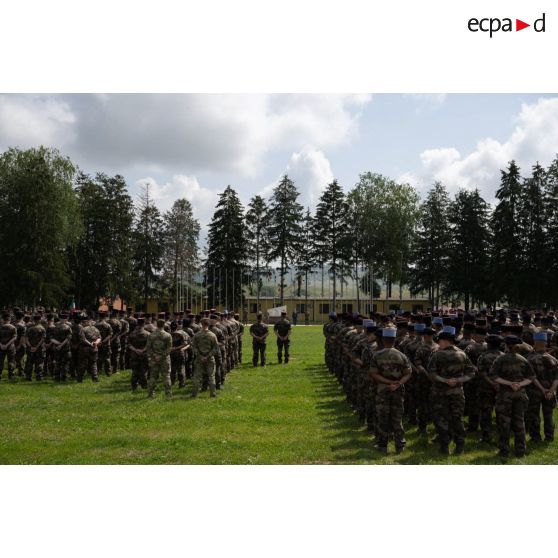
{"left": 516, "top": 19, "right": 530, "bottom": 31}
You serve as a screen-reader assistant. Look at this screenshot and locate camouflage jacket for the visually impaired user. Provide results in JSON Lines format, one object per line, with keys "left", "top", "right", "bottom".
{"left": 192, "top": 329, "right": 219, "bottom": 358}
{"left": 526, "top": 350, "right": 558, "bottom": 388}
{"left": 464, "top": 341, "right": 487, "bottom": 366}
{"left": 370, "top": 347, "right": 412, "bottom": 391}
{"left": 428, "top": 346, "right": 476, "bottom": 393}
{"left": 476, "top": 349, "right": 503, "bottom": 386}
{"left": 489, "top": 352, "right": 535, "bottom": 392}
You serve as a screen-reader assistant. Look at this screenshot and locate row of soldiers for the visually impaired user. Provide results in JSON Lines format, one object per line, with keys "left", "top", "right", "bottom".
{"left": 324, "top": 309, "right": 558, "bottom": 459}
{"left": 0, "top": 307, "right": 244, "bottom": 398}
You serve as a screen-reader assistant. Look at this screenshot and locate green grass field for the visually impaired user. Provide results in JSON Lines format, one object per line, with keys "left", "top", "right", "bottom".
{"left": 1, "top": 326, "right": 557, "bottom": 464}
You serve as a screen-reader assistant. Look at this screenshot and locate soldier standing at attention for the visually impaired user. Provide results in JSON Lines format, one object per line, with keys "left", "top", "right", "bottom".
{"left": 69, "top": 312, "right": 82, "bottom": 379}
{"left": 427, "top": 325, "right": 476, "bottom": 455}
{"left": 118, "top": 310, "right": 129, "bottom": 371}
{"left": 250, "top": 313, "right": 269, "bottom": 367}
{"left": 274, "top": 310, "right": 292, "bottom": 364}
{"left": 234, "top": 312, "right": 244, "bottom": 364}
{"left": 146, "top": 314, "right": 173, "bottom": 398}
{"left": 169, "top": 321, "right": 189, "bottom": 388}
{"left": 95, "top": 311, "right": 113, "bottom": 376}
{"left": 489, "top": 335, "right": 535, "bottom": 459}
{"left": 123, "top": 309, "right": 137, "bottom": 369}
{"left": 0, "top": 312, "right": 17, "bottom": 380}
{"left": 191, "top": 317, "right": 220, "bottom": 398}
{"left": 128, "top": 317, "right": 150, "bottom": 391}
{"left": 44, "top": 313, "right": 56, "bottom": 378}
{"left": 369, "top": 328, "right": 412, "bottom": 454}
{"left": 14, "top": 310, "right": 27, "bottom": 376}
{"left": 51, "top": 313, "right": 72, "bottom": 381}
{"left": 525, "top": 331, "right": 558, "bottom": 443}
{"left": 24, "top": 315, "right": 46, "bottom": 381}
{"left": 78, "top": 316, "right": 102, "bottom": 382}
{"left": 108, "top": 309, "right": 122, "bottom": 374}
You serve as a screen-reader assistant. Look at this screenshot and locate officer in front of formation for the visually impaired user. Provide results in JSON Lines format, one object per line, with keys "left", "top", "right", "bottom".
{"left": 274, "top": 310, "right": 292, "bottom": 364}
{"left": 250, "top": 312, "right": 269, "bottom": 367}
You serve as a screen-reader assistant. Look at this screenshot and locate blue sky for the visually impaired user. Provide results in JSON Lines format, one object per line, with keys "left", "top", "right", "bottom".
{"left": 1, "top": 93, "right": 557, "bottom": 227}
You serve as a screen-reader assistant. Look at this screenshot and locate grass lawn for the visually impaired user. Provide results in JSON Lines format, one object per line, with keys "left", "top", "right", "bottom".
{"left": 1, "top": 326, "right": 557, "bottom": 464}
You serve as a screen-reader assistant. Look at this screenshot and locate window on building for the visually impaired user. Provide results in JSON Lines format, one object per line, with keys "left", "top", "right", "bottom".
{"left": 296, "top": 303, "right": 307, "bottom": 313}
{"left": 364, "top": 303, "right": 377, "bottom": 314}
{"left": 319, "top": 303, "right": 330, "bottom": 314}
{"left": 342, "top": 303, "right": 353, "bottom": 314}
{"left": 250, "top": 303, "right": 260, "bottom": 314}
{"left": 389, "top": 304, "right": 400, "bottom": 312}
{"left": 413, "top": 304, "right": 424, "bottom": 313}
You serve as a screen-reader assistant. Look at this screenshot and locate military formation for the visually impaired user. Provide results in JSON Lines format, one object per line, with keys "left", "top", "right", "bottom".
{"left": 0, "top": 307, "right": 244, "bottom": 399}
{"left": 324, "top": 309, "right": 558, "bottom": 460}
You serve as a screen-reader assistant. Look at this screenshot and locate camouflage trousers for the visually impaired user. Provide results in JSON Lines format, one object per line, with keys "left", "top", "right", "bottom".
{"left": 415, "top": 372, "right": 432, "bottom": 431}
{"left": 495, "top": 389, "right": 529, "bottom": 454}
{"left": 525, "top": 387, "right": 556, "bottom": 441}
{"left": 77, "top": 346, "right": 99, "bottom": 382}
{"left": 119, "top": 338, "right": 127, "bottom": 370}
{"left": 0, "top": 347, "right": 16, "bottom": 378}
{"left": 431, "top": 388, "right": 466, "bottom": 447}
{"left": 130, "top": 354, "right": 148, "bottom": 390}
{"left": 252, "top": 341, "right": 266, "bottom": 366}
{"left": 69, "top": 345, "right": 79, "bottom": 378}
{"left": 192, "top": 357, "right": 216, "bottom": 396}
{"left": 375, "top": 387, "right": 406, "bottom": 449}
{"left": 478, "top": 384, "right": 497, "bottom": 439}
{"left": 148, "top": 356, "right": 171, "bottom": 397}
{"left": 404, "top": 373, "right": 418, "bottom": 424}
{"left": 170, "top": 352, "right": 186, "bottom": 387}
{"left": 15, "top": 344, "right": 25, "bottom": 374}
{"left": 237, "top": 336, "right": 243, "bottom": 363}
{"left": 110, "top": 340, "right": 120, "bottom": 373}
{"left": 464, "top": 377, "right": 480, "bottom": 430}
{"left": 277, "top": 338, "right": 290, "bottom": 363}
{"left": 98, "top": 343, "right": 112, "bottom": 375}
{"left": 25, "top": 349, "right": 45, "bottom": 380}
{"left": 53, "top": 349, "right": 71, "bottom": 381}
{"left": 45, "top": 347, "right": 55, "bottom": 377}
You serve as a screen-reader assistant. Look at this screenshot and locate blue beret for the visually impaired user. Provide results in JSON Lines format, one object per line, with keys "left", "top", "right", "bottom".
{"left": 533, "top": 331, "right": 547, "bottom": 342}
{"left": 414, "top": 323, "right": 425, "bottom": 332}
{"left": 442, "top": 325, "right": 456, "bottom": 335}
{"left": 383, "top": 328, "right": 397, "bottom": 338}
{"left": 433, "top": 317, "right": 443, "bottom": 325}
{"left": 329, "top": 312, "right": 337, "bottom": 318}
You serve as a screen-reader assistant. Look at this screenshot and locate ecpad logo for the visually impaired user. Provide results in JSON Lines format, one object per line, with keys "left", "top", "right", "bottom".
{"left": 468, "top": 13, "right": 546, "bottom": 37}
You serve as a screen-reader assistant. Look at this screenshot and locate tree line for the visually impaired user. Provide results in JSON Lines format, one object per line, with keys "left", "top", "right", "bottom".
{"left": 1, "top": 145, "right": 558, "bottom": 312}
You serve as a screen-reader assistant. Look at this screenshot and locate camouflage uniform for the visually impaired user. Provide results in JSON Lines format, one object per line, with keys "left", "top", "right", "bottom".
{"left": 192, "top": 329, "right": 219, "bottom": 397}
{"left": 274, "top": 317, "right": 292, "bottom": 363}
{"left": 146, "top": 328, "right": 172, "bottom": 397}
{"left": 428, "top": 346, "right": 476, "bottom": 452}
{"left": 210, "top": 323, "right": 226, "bottom": 386}
{"left": 128, "top": 324, "right": 150, "bottom": 390}
{"left": 24, "top": 321, "right": 46, "bottom": 380}
{"left": 250, "top": 321, "right": 269, "bottom": 366}
{"left": 44, "top": 319, "right": 56, "bottom": 377}
{"left": 463, "top": 341, "right": 487, "bottom": 431}
{"left": 52, "top": 321, "right": 72, "bottom": 381}
{"left": 489, "top": 352, "right": 535, "bottom": 456}
{"left": 413, "top": 339, "right": 438, "bottom": 432}
{"left": 370, "top": 347, "right": 412, "bottom": 451}
{"left": 95, "top": 319, "right": 113, "bottom": 376}
{"left": 525, "top": 350, "right": 558, "bottom": 441}
{"left": 69, "top": 318, "right": 82, "bottom": 378}
{"left": 170, "top": 328, "right": 189, "bottom": 387}
{"left": 108, "top": 315, "right": 122, "bottom": 373}
{"left": 14, "top": 318, "right": 27, "bottom": 375}
{"left": 118, "top": 316, "right": 129, "bottom": 370}
{"left": 476, "top": 348, "right": 503, "bottom": 442}
{"left": 78, "top": 323, "right": 101, "bottom": 382}
{"left": 0, "top": 321, "right": 17, "bottom": 379}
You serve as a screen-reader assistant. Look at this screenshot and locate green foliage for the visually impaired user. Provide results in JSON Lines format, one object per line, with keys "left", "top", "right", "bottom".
{"left": 0, "top": 147, "right": 79, "bottom": 308}
{"left": 245, "top": 195, "right": 270, "bottom": 304}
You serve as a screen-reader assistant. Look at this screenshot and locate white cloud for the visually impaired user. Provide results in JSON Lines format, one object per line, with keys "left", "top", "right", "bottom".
{"left": 0, "top": 95, "right": 76, "bottom": 149}
{"left": 409, "top": 97, "right": 558, "bottom": 200}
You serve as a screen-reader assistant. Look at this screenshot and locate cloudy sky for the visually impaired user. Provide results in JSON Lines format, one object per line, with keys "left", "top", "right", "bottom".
{"left": 1, "top": 93, "right": 558, "bottom": 228}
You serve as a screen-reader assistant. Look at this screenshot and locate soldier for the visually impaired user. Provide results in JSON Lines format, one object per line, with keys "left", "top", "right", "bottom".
{"left": 209, "top": 314, "right": 226, "bottom": 387}
{"left": 51, "top": 313, "right": 72, "bottom": 381}
{"left": 123, "top": 309, "right": 137, "bottom": 369}
{"left": 95, "top": 311, "right": 113, "bottom": 376}
{"left": 146, "top": 315, "right": 172, "bottom": 398}
{"left": 476, "top": 334, "right": 504, "bottom": 444}
{"left": 118, "top": 310, "right": 129, "bottom": 371}
{"left": 128, "top": 317, "right": 150, "bottom": 391}
{"left": 144, "top": 314, "right": 156, "bottom": 333}
{"left": 24, "top": 315, "right": 46, "bottom": 381}
{"left": 170, "top": 321, "right": 189, "bottom": 388}
{"left": 464, "top": 327, "right": 488, "bottom": 433}
{"left": 490, "top": 335, "right": 535, "bottom": 459}
{"left": 78, "top": 316, "right": 102, "bottom": 382}
{"left": 108, "top": 309, "right": 122, "bottom": 374}
{"left": 525, "top": 331, "right": 558, "bottom": 442}
{"left": 274, "top": 310, "right": 292, "bottom": 364}
{"left": 413, "top": 326, "right": 438, "bottom": 436}
{"left": 182, "top": 318, "right": 195, "bottom": 379}
{"left": 369, "top": 328, "right": 412, "bottom": 454}
{"left": 0, "top": 312, "right": 17, "bottom": 380}
{"left": 44, "top": 313, "right": 56, "bottom": 377}
{"left": 427, "top": 325, "right": 476, "bottom": 455}
{"left": 250, "top": 313, "right": 269, "bottom": 367}
{"left": 191, "top": 317, "right": 220, "bottom": 398}
{"left": 69, "top": 312, "right": 82, "bottom": 379}
{"left": 14, "top": 310, "right": 27, "bottom": 376}
{"left": 234, "top": 312, "right": 244, "bottom": 364}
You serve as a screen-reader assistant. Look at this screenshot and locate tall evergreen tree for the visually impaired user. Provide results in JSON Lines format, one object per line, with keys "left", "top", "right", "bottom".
{"left": 314, "top": 180, "right": 350, "bottom": 311}
{"left": 132, "top": 184, "right": 165, "bottom": 311}
{"left": 544, "top": 155, "right": 558, "bottom": 305}
{"left": 162, "top": 199, "right": 200, "bottom": 310}
{"left": 490, "top": 161, "right": 523, "bottom": 306}
{"left": 245, "top": 195, "right": 270, "bottom": 312}
{"left": 408, "top": 182, "right": 451, "bottom": 309}
{"left": 295, "top": 208, "right": 317, "bottom": 315}
{"left": 267, "top": 175, "right": 304, "bottom": 305}
{"left": 0, "top": 147, "right": 80, "bottom": 308}
{"left": 446, "top": 189, "right": 491, "bottom": 310}
{"left": 206, "top": 186, "right": 246, "bottom": 310}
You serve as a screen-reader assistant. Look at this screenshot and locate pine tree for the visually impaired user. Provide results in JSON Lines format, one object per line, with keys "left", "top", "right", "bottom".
{"left": 408, "top": 182, "right": 451, "bottom": 309}
{"left": 206, "top": 186, "right": 246, "bottom": 310}
{"left": 267, "top": 175, "right": 304, "bottom": 305}
{"left": 544, "top": 155, "right": 558, "bottom": 306}
{"left": 314, "top": 180, "right": 350, "bottom": 311}
{"left": 132, "top": 184, "right": 165, "bottom": 311}
{"left": 295, "top": 208, "right": 317, "bottom": 317}
{"left": 446, "top": 189, "right": 491, "bottom": 310}
{"left": 490, "top": 161, "right": 523, "bottom": 306}
{"left": 245, "top": 195, "right": 270, "bottom": 312}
